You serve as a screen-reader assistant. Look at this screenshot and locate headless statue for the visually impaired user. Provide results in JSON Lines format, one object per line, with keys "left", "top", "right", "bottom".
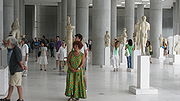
{"left": 134, "top": 20, "right": 141, "bottom": 50}
{"left": 175, "top": 38, "right": 180, "bottom": 55}
{"left": 104, "top": 31, "right": 111, "bottom": 47}
{"left": 139, "top": 16, "right": 150, "bottom": 55}
{"left": 10, "top": 18, "right": 21, "bottom": 41}
{"left": 117, "top": 28, "right": 128, "bottom": 45}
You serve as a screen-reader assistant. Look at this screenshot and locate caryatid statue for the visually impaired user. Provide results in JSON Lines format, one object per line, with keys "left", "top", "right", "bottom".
{"left": 66, "top": 16, "right": 75, "bottom": 54}
{"left": 139, "top": 16, "right": 150, "bottom": 55}
{"left": 104, "top": 31, "right": 111, "bottom": 47}
{"left": 134, "top": 20, "right": 141, "bottom": 50}
{"left": 10, "top": 18, "right": 21, "bottom": 41}
{"left": 175, "top": 38, "right": 180, "bottom": 55}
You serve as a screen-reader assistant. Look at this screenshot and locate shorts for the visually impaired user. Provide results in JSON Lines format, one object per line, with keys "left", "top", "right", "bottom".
{"left": 9, "top": 72, "right": 22, "bottom": 86}
{"left": 55, "top": 52, "right": 59, "bottom": 60}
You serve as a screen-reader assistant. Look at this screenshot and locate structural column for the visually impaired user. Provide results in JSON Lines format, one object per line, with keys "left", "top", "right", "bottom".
{"left": 0, "top": 0, "right": 3, "bottom": 41}
{"left": 125, "top": 0, "right": 135, "bottom": 39}
{"left": 173, "top": 2, "right": 177, "bottom": 35}
{"left": 76, "top": 0, "right": 89, "bottom": 42}
{"left": 136, "top": 4, "right": 144, "bottom": 22}
{"left": 150, "top": 0, "right": 162, "bottom": 58}
{"left": 62, "top": 0, "right": 67, "bottom": 40}
{"left": 3, "top": 0, "right": 14, "bottom": 39}
{"left": 67, "top": 0, "right": 76, "bottom": 36}
{"left": 57, "top": 2, "right": 62, "bottom": 37}
{"left": 176, "top": 0, "right": 179, "bottom": 35}
{"left": 19, "top": 0, "right": 25, "bottom": 35}
{"left": 14, "top": 0, "right": 19, "bottom": 20}
{"left": 92, "top": 0, "right": 111, "bottom": 65}
{"left": 33, "top": 5, "right": 40, "bottom": 39}
{"left": 111, "top": 0, "right": 117, "bottom": 40}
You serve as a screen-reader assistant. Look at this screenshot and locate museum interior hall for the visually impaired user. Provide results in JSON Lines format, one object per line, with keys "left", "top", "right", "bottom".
{"left": 0, "top": 0, "right": 180, "bottom": 101}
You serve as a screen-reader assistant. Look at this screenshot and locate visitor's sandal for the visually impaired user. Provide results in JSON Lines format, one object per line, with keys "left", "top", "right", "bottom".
{"left": 17, "top": 99, "right": 24, "bottom": 101}
{"left": 0, "top": 98, "right": 10, "bottom": 101}
{"left": 68, "top": 98, "right": 73, "bottom": 101}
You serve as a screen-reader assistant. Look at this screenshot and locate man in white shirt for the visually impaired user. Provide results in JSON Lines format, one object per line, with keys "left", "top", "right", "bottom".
{"left": 20, "top": 38, "right": 29, "bottom": 77}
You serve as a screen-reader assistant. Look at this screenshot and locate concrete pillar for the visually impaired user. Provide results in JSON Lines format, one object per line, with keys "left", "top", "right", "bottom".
{"left": 57, "top": 2, "right": 62, "bottom": 37}
{"left": 33, "top": 5, "right": 40, "bottom": 39}
{"left": 150, "top": 0, "right": 162, "bottom": 58}
{"left": 19, "top": 0, "right": 25, "bottom": 35}
{"left": 3, "top": 0, "right": 14, "bottom": 39}
{"left": 14, "top": 0, "right": 19, "bottom": 19}
{"left": 76, "top": 0, "right": 89, "bottom": 42}
{"left": 62, "top": 0, "right": 67, "bottom": 40}
{"left": 111, "top": 0, "right": 117, "bottom": 40}
{"left": 173, "top": 2, "right": 177, "bottom": 35}
{"left": 67, "top": 0, "right": 76, "bottom": 36}
{"left": 0, "top": 0, "right": 3, "bottom": 41}
{"left": 176, "top": 0, "right": 179, "bottom": 35}
{"left": 92, "top": 0, "right": 111, "bottom": 65}
{"left": 125, "top": 0, "right": 135, "bottom": 39}
{"left": 136, "top": 4, "right": 144, "bottom": 22}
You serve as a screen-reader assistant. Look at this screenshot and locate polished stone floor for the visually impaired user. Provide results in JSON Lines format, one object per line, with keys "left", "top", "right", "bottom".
{"left": 1, "top": 54, "right": 180, "bottom": 101}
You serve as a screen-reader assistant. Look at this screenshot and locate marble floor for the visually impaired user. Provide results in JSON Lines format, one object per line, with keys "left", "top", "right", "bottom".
{"left": 1, "top": 55, "right": 180, "bottom": 101}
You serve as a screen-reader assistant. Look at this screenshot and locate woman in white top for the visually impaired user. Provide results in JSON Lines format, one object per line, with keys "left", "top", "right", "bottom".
{"left": 20, "top": 38, "right": 29, "bottom": 77}
{"left": 58, "top": 42, "right": 67, "bottom": 72}
{"left": 39, "top": 42, "right": 48, "bottom": 71}
{"left": 112, "top": 41, "right": 120, "bottom": 72}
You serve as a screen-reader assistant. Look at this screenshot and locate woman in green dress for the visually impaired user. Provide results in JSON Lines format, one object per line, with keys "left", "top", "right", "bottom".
{"left": 65, "top": 41, "right": 86, "bottom": 101}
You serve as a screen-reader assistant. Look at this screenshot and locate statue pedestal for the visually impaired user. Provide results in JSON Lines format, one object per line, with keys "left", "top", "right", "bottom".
{"left": 132, "top": 50, "right": 141, "bottom": 70}
{"left": 159, "top": 47, "right": 165, "bottom": 60}
{"left": 0, "top": 66, "right": 9, "bottom": 96}
{"left": 101, "top": 47, "right": 111, "bottom": 68}
{"left": 172, "top": 55, "right": 180, "bottom": 65}
{"left": 129, "top": 56, "right": 158, "bottom": 95}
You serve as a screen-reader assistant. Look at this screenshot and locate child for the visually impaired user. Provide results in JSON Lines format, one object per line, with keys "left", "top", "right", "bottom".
{"left": 58, "top": 42, "right": 67, "bottom": 72}
{"left": 39, "top": 42, "right": 48, "bottom": 71}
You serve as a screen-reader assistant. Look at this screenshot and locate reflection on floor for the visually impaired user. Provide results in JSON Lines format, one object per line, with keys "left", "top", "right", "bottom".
{"left": 1, "top": 55, "right": 180, "bottom": 101}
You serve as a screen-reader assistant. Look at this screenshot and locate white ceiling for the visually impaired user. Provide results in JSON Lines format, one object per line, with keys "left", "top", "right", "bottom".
{"left": 25, "top": 0, "right": 175, "bottom": 8}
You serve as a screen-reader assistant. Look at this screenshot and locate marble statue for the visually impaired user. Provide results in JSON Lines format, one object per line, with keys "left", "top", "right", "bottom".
{"left": 139, "top": 16, "right": 150, "bottom": 55}
{"left": 66, "top": 16, "right": 75, "bottom": 54}
{"left": 117, "top": 28, "right": 128, "bottom": 45}
{"left": 134, "top": 20, "right": 141, "bottom": 50}
{"left": 174, "top": 38, "right": 180, "bottom": 55}
{"left": 104, "top": 31, "right": 111, "bottom": 47}
{"left": 10, "top": 18, "right": 21, "bottom": 41}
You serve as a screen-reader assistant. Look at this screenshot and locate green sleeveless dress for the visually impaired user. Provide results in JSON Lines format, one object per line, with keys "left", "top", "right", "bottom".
{"left": 65, "top": 51, "right": 87, "bottom": 99}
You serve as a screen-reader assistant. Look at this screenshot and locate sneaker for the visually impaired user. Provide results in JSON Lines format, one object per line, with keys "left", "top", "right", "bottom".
{"left": 0, "top": 98, "right": 10, "bottom": 101}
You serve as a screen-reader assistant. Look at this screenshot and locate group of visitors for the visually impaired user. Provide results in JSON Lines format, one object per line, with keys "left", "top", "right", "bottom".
{"left": 111, "top": 38, "right": 153, "bottom": 72}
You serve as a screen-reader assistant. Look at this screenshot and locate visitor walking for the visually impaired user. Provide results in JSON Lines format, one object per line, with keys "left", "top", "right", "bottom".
{"left": 20, "top": 38, "right": 29, "bottom": 77}
{"left": 112, "top": 41, "right": 120, "bottom": 72}
{"left": 55, "top": 36, "right": 62, "bottom": 70}
{"left": 39, "top": 42, "right": 48, "bottom": 71}
{"left": 0, "top": 37, "right": 28, "bottom": 101}
{"left": 65, "top": 41, "right": 87, "bottom": 101}
{"left": 125, "top": 39, "right": 134, "bottom": 72}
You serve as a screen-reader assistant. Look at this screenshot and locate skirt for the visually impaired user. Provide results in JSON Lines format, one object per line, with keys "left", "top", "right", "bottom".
{"left": 39, "top": 56, "right": 48, "bottom": 65}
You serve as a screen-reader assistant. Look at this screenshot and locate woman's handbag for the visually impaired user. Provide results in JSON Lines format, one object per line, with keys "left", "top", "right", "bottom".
{"left": 125, "top": 49, "right": 130, "bottom": 57}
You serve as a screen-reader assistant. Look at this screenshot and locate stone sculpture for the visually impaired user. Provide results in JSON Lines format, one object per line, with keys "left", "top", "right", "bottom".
{"left": 159, "top": 34, "right": 164, "bottom": 47}
{"left": 66, "top": 16, "right": 75, "bottom": 54}
{"left": 139, "top": 16, "right": 150, "bottom": 55}
{"left": 104, "top": 31, "right": 110, "bottom": 47}
{"left": 117, "top": 28, "right": 128, "bottom": 45}
{"left": 10, "top": 18, "right": 21, "bottom": 41}
{"left": 134, "top": 20, "right": 141, "bottom": 50}
{"left": 175, "top": 38, "right": 180, "bottom": 55}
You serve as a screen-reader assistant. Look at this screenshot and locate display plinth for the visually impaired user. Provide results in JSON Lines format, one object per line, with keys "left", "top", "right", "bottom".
{"left": 132, "top": 50, "right": 141, "bottom": 70}
{"left": 0, "top": 67, "right": 9, "bottom": 96}
{"left": 129, "top": 56, "right": 158, "bottom": 95}
{"left": 159, "top": 48, "right": 165, "bottom": 59}
{"left": 173, "top": 55, "right": 180, "bottom": 65}
{"left": 101, "top": 47, "right": 111, "bottom": 68}
{"left": 120, "top": 44, "right": 127, "bottom": 66}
